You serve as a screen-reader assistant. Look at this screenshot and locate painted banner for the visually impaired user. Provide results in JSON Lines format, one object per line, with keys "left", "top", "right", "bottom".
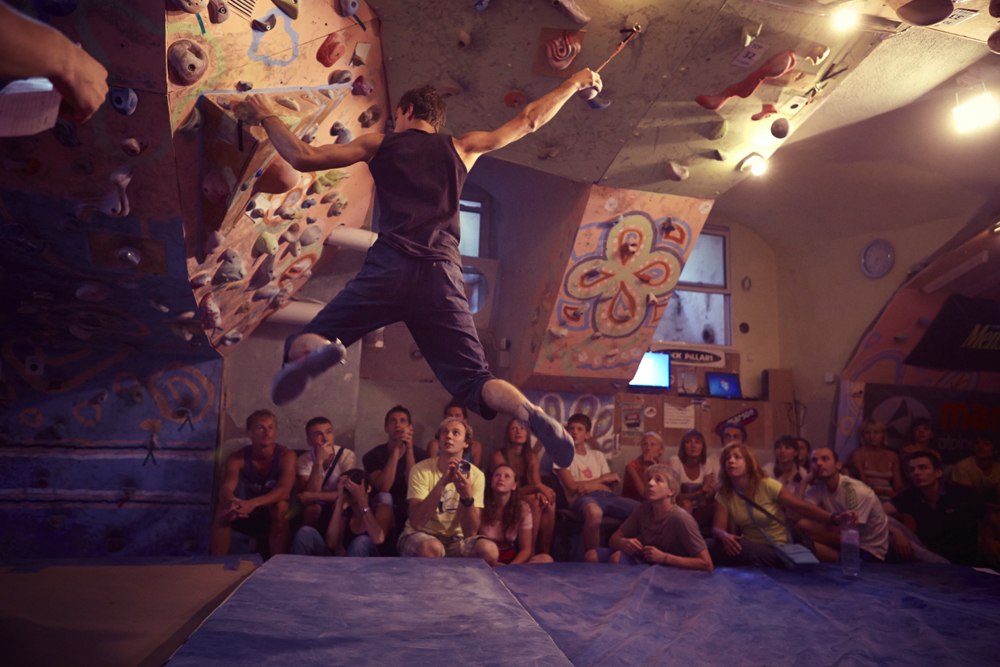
{"left": 863, "top": 382, "right": 999, "bottom": 463}
{"left": 905, "top": 295, "right": 1000, "bottom": 372}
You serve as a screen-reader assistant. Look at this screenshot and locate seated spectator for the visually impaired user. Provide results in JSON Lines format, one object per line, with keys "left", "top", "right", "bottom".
{"left": 479, "top": 464, "right": 553, "bottom": 565}
{"left": 295, "top": 417, "right": 356, "bottom": 528}
{"left": 362, "top": 405, "right": 429, "bottom": 553}
{"left": 490, "top": 418, "right": 556, "bottom": 555}
{"left": 667, "top": 429, "right": 719, "bottom": 530}
{"left": 427, "top": 399, "right": 484, "bottom": 468}
{"left": 888, "top": 450, "right": 983, "bottom": 565}
{"left": 849, "top": 418, "right": 904, "bottom": 503}
{"left": 623, "top": 432, "right": 665, "bottom": 502}
{"left": 398, "top": 416, "right": 493, "bottom": 561}
{"left": 712, "top": 443, "right": 849, "bottom": 567}
{"left": 951, "top": 436, "right": 1000, "bottom": 507}
{"left": 607, "top": 464, "right": 713, "bottom": 571}
{"left": 794, "top": 437, "right": 812, "bottom": 471}
{"left": 291, "top": 469, "right": 393, "bottom": 557}
{"left": 210, "top": 410, "right": 296, "bottom": 557}
{"left": 554, "top": 413, "right": 638, "bottom": 560}
{"left": 718, "top": 423, "right": 748, "bottom": 448}
{"left": 762, "top": 435, "right": 809, "bottom": 497}
{"left": 899, "top": 417, "right": 937, "bottom": 462}
{"left": 798, "top": 448, "right": 889, "bottom": 563}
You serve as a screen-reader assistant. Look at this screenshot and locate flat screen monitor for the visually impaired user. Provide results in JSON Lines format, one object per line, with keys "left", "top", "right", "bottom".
{"left": 629, "top": 352, "right": 671, "bottom": 390}
{"left": 706, "top": 371, "right": 742, "bottom": 399}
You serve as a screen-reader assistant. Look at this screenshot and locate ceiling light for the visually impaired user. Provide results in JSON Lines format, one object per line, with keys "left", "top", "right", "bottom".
{"left": 952, "top": 90, "right": 1000, "bottom": 134}
{"left": 738, "top": 153, "right": 768, "bottom": 176}
{"left": 831, "top": 3, "right": 860, "bottom": 31}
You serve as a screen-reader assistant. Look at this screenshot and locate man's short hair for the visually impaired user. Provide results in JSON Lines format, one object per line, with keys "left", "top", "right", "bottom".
{"left": 905, "top": 449, "right": 942, "bottom": 470}
{"left": 813, "top": 446, "right": 840, "bottom": 463}
{"left": 384, "top": 405, "right": 411, "bottom": 425}
{"left": 396, "top": 85, "right": 446, "bottom": 130}
{"left": 444, "top": 398, "right": 467, "bottom": 418}
{"left": 438, "top": 416, "right": 473, "bottom": 445}
{"left": 246, "top": 409, "right": 276, "bottom": 430}
{"left": 719, "top": 423, "right": 747, "bottom": 441}
{"left": 567, "top": 413, "right": 592, "bottom": 433}
{"left": 305, "top": 416, "right": 332, "bottom": 433}
{"left": 645, "top": 463, "right": 677, "bottom": 492}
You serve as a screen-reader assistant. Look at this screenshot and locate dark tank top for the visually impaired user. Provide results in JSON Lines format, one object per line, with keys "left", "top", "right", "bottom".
{"left": 368, "top": 129, "right": 468, "bottom": 262}
{"left": 241, "top": 445, "right": 285, "bottom": 498}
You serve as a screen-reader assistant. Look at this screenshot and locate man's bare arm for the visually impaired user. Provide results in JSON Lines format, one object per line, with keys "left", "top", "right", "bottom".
{"left": 453, "top": 68, "right": 601, "bottom": 170}
{"left": 239, "top": 94, "right": 382, "bottom": 171}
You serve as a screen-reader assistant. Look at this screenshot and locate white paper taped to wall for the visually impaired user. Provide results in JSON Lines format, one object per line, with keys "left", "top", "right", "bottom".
{"left": 663, "top": 403, "right": 695, "bottom": 430}
{"left": 0, "top": 78, "right": 61, "bottom": 137}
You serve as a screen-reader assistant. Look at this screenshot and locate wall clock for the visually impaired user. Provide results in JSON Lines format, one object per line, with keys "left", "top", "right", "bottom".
{"left": 860, "top": 238, "right": 895, "bottom": 279}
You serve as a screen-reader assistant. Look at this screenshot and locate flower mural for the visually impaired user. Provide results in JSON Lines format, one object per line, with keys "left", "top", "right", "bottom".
{"left": 562, "top": 212, "right": 690, "bottom": 339}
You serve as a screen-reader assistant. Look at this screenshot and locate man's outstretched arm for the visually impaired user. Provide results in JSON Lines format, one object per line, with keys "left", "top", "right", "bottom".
{"left": 240, "top": 93, "right": 383, "bottom": 171}
{"left": 453, "top": 68, "right": 601, "bottom": 170}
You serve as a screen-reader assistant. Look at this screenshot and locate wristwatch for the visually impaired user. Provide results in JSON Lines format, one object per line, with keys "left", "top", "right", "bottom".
{"left": 460, "top": 496, "right": 474, "bottom": 507}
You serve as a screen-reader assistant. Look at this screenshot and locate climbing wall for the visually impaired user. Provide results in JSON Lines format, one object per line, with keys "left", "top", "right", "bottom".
{"left": 519, "top": 185, "right": 713, "bottom": 392}
{"left": 0, "top": 0, "right": 386, "bottom": 557}
{"left": 833, "top": 286, "right": 1000, "bottom": 462}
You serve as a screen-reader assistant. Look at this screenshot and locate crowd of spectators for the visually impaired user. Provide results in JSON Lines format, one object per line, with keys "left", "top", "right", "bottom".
{"left": 210, "top": 408, "right": 999, "bottom": 570}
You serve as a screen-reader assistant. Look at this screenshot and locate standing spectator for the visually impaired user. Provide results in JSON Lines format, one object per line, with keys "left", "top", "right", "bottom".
{"left": 623, "top": 432, "right": 665, "bottom": 502}
{"left": 490, "top": 418, "right": 557, "bottom": 555}
{"left": 210, "top": 410, "right": 296, "bottom": 557}
{"left": 849, "top": 418, "right": 904, "bottom": 502}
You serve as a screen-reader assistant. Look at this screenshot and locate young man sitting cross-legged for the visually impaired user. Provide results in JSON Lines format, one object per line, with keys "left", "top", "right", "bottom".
{"left": 397, "top": 416, "right": 495, "bottom": 562}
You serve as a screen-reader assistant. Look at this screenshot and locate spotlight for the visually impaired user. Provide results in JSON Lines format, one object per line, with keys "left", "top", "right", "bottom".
{"left": 831, "top": 3, "right": 860, "bottom": 31}
{"left": 738, "top": 153, "right": 768, "bottom": 176}
{"left": 952, "top": 90, "right": 1000, "bottom": 134}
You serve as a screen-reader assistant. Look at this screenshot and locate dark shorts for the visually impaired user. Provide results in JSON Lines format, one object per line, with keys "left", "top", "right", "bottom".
{"left": 297, "top": 241, "right": 496, "bottom": 418}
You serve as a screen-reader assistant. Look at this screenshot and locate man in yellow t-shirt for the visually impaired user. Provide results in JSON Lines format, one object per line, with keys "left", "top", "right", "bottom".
{"left": 398, "top": 416, "right": 493, "bottom": 561}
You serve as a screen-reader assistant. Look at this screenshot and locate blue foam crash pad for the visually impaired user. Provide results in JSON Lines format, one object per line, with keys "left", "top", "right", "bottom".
{"left": 495, "top": 563, "right": 1000, "bottom": 666}
{"left": 167, "top": 555, "right": 571, "bottom": 666}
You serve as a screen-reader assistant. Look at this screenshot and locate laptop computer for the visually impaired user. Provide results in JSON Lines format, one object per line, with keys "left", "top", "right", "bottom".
{"left": 706, "top": 371, "right": 742, "bottom": 399}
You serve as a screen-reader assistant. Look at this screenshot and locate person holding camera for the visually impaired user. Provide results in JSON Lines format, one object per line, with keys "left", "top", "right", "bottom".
{"left": 291, "top": 468, "right": 393, "bottom": 557}
{"left": 398, "top": 416, "right": 493, "bottom": 561}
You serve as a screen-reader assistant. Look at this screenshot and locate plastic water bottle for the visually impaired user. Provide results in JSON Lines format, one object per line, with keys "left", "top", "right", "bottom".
{"left": 841, "top": 526, "right": 860, "bottom": 577}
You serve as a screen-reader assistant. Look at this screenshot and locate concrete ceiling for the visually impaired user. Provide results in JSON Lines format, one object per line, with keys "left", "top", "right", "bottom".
{"left": 372, "top": 0, "right": 1000, "bottom": 249}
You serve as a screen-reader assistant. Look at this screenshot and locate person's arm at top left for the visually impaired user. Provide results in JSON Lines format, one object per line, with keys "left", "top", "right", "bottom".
{"left": 452, "top": 68, "right": 601, "bottom": 171}
{"left": 0, "top": 1, "right": 108, "bottom": 122}
{"left": 239, "top": 93, "right": 382, "bottom": 171}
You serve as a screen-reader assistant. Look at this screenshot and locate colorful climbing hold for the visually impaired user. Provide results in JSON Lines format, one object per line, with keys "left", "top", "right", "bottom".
{"left": 168, "top": 39, "right": 209, "bottom": 86}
